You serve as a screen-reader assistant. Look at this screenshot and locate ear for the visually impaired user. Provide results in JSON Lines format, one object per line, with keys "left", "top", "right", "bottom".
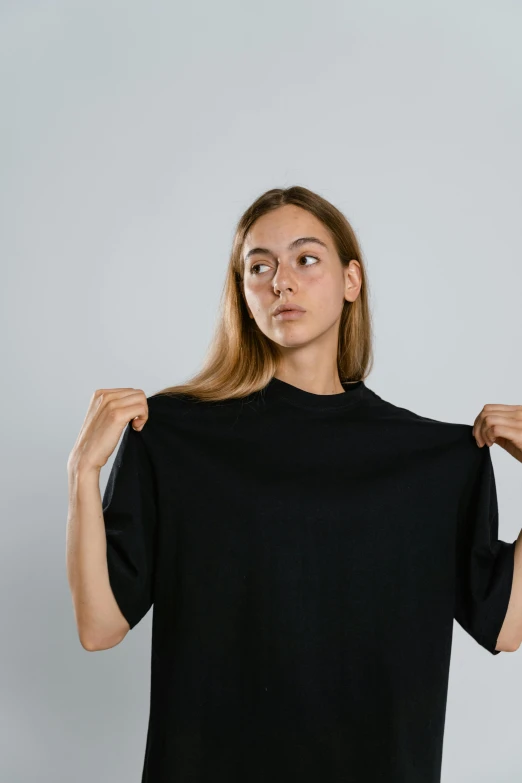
{"left": 344, "top": 259, "right": 362, "bottom": 303}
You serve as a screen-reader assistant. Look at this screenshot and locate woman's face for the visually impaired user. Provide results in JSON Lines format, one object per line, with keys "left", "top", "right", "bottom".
{"left": 241, "top": 204, "right": 361, "bottom": 350}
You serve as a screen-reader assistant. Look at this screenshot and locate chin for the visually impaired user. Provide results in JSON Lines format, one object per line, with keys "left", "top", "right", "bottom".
{"left": 268, "top": 331, "right": 317, "bottom": 349}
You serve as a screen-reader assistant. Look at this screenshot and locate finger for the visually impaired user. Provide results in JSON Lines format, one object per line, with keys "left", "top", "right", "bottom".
{"left": 95, "top": 388, "right": 140, "bottom": 398}
{"left": 94, "top": 388, "right": 136, "bottom": 395}
{"left": 114, "top": 402, "right": 149, "bottom": 431}
{"left": 473, "top": 411, "right": 522, "bottom": 445}
{"left": 473, "top": 404, "right": 521, "bottom": 427}
{"left": 132, "top": 414, "right": 147, "bottom": 430}
{"left": 474, "top": 414, "right": 503, "bottom": 445}
{"left": 482, "top": 422, "right": 522, "bottom": 447}
{"left": 480, "top": 404, "right": 522, "bottom": 413}
{"left": 96, "top": 389, "right": 146, "bottom": 409}
{"left": 476, "top": 415, "right": 522, "bottom": 446}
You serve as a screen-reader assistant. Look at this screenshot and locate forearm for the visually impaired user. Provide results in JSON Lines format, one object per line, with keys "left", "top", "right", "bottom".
{"left": 66, "top": 460, "right": 129, "bottom": 650}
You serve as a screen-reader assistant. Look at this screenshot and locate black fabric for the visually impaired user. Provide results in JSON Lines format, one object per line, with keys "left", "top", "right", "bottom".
{"left": 102, "top": 377, "right": 516, "bottom": 783}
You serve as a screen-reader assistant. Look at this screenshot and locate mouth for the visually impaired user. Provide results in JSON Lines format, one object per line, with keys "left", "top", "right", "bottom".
{"left": 273, "top": 309, "right": 306, "bottom": 321}
{"left": 272, "top": 303, "right": 306, "bottom": 317}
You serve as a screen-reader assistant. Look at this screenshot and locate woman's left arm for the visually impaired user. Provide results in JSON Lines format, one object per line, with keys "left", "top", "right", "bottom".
{"left": 473, "top": 403, "right": 522, "bottom": 652}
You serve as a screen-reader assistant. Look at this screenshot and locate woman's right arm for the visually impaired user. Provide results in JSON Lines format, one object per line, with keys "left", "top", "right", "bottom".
{"left": 66, "top": 388, "right": 149, "bottom": 651}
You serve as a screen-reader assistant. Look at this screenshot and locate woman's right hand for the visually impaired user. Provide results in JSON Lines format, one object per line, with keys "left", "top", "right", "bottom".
{"left": 67, "top": 388, "right": 149, "bottom": 474}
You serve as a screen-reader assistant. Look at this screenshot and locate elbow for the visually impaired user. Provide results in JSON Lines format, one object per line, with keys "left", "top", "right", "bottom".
{"left": 495, "top": 635, "right": 522, "bottom": 653}
{"left": 74, "top": 603, "right": 130, "bottom": 651}
{"left": 78, "top": 626, "right": 128, "bottom": 651}
{"left": 80, "top": 634, "right": 102, "bottom": 652}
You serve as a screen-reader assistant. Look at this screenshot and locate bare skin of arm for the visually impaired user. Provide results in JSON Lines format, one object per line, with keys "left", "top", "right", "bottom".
{"left": 66, "top": 388, "right": 149, "bottom": 651}
{"left": 66, "top": 462, "right": 130, "bottom": 650}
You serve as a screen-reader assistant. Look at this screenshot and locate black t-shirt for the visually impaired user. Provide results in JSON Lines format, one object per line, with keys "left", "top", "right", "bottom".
{"left": 102, "top": 376, "right": 515, "bottom": 783}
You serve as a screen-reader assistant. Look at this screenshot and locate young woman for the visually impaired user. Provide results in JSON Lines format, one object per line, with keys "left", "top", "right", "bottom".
{"left": 67, "top": 185, "right": 521, "bottom": 783}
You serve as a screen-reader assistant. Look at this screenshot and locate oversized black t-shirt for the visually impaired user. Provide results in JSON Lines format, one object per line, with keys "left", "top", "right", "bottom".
{"left": 102, "top": 376, "right": 516, "bottom": 783}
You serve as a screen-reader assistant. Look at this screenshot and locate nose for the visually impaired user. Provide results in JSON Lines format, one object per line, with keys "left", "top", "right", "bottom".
{"left": 272, "top": 262, "right": 297, "bottom": 295}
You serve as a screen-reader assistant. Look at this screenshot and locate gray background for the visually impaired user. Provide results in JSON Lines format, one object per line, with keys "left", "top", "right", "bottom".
{"left": 2, "top": 1, "right": 521, "bottom": 781}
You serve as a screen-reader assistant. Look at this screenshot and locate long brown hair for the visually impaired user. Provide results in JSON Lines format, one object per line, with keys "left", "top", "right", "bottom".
{"left": 151, "top": 185, "right": 374, "bottom": 402}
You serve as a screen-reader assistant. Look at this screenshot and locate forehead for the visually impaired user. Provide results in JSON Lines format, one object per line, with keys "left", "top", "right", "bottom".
{"left": 243, "top": 205, "right": 331, "bottom": 253}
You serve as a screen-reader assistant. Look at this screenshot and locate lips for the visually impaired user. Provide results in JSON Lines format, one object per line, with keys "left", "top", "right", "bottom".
{"left": 272, "top": 304, "right": 306, "bottom": 316}
{"left": 272, "top": 308, "right": 306, "bottom": 321}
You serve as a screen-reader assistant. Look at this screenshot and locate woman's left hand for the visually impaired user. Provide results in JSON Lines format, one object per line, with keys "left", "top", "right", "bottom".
{"left": 472, "top": 404, "right": 522, "bottom": 463}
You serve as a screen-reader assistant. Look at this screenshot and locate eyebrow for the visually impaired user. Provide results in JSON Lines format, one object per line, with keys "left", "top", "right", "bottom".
{"left": 244, "top": 236, "right": 328, "bottom": 263}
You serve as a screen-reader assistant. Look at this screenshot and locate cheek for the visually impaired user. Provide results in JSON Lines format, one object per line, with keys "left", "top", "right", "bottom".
{"left": 305, "top": 276, "right": 346, "bottom": 321}
{"left": 307, "top": 269, "right": 340, "bottom": 299}
{"left": 243, "top": 281, "right": 267, "bottom": 312}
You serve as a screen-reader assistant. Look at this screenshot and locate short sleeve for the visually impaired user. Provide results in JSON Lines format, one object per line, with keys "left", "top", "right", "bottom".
{"left": 102, "top": 421, "right": 158, "bottom": 630}
{"left": 454, "top": 442, "right": 516, "bottom": 655}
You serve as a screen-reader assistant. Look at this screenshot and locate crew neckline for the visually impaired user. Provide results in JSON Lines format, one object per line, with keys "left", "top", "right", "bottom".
{"left": 264, "top": 376, "right": 367, "bottom": 410}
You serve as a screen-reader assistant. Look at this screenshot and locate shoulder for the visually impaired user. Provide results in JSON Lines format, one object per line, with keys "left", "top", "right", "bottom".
{"left": 139, "top": 389, "right": 238, "bottom": 440}
{"left": 138, "top": 391, "right": 195, "bottom": 437}
{"left": 364, "top": 385, "right": 477, "bottom": 452}
{"left": 144, "top": 390, "right": 238, "bottom": 420}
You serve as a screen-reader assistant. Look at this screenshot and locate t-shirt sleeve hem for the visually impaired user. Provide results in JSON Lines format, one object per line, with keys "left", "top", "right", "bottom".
{"left": 106, "top": 547, "right": 148, "bottom": 631}
{"left": 477, "top": 539, "right": 516, "bottom": 656}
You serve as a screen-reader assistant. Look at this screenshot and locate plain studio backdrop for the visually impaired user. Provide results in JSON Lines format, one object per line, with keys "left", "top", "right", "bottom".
{"left": 1, "top": 1, "right": 521, "bottom": 781}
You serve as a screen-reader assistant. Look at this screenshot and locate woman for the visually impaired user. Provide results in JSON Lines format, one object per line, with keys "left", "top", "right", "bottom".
{"left": 67, "top": 185, "right": 521, "bottom": 783}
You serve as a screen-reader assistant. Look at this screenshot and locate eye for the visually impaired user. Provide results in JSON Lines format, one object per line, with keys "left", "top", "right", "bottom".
{"left": 250, "top": 263, "right": 270, "bottom": 275}
{"left": 299, "top": 254, "right": 319, "bottom": 266}
{"left": 249, "top": 255, "right": 319, "bottom": 275}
